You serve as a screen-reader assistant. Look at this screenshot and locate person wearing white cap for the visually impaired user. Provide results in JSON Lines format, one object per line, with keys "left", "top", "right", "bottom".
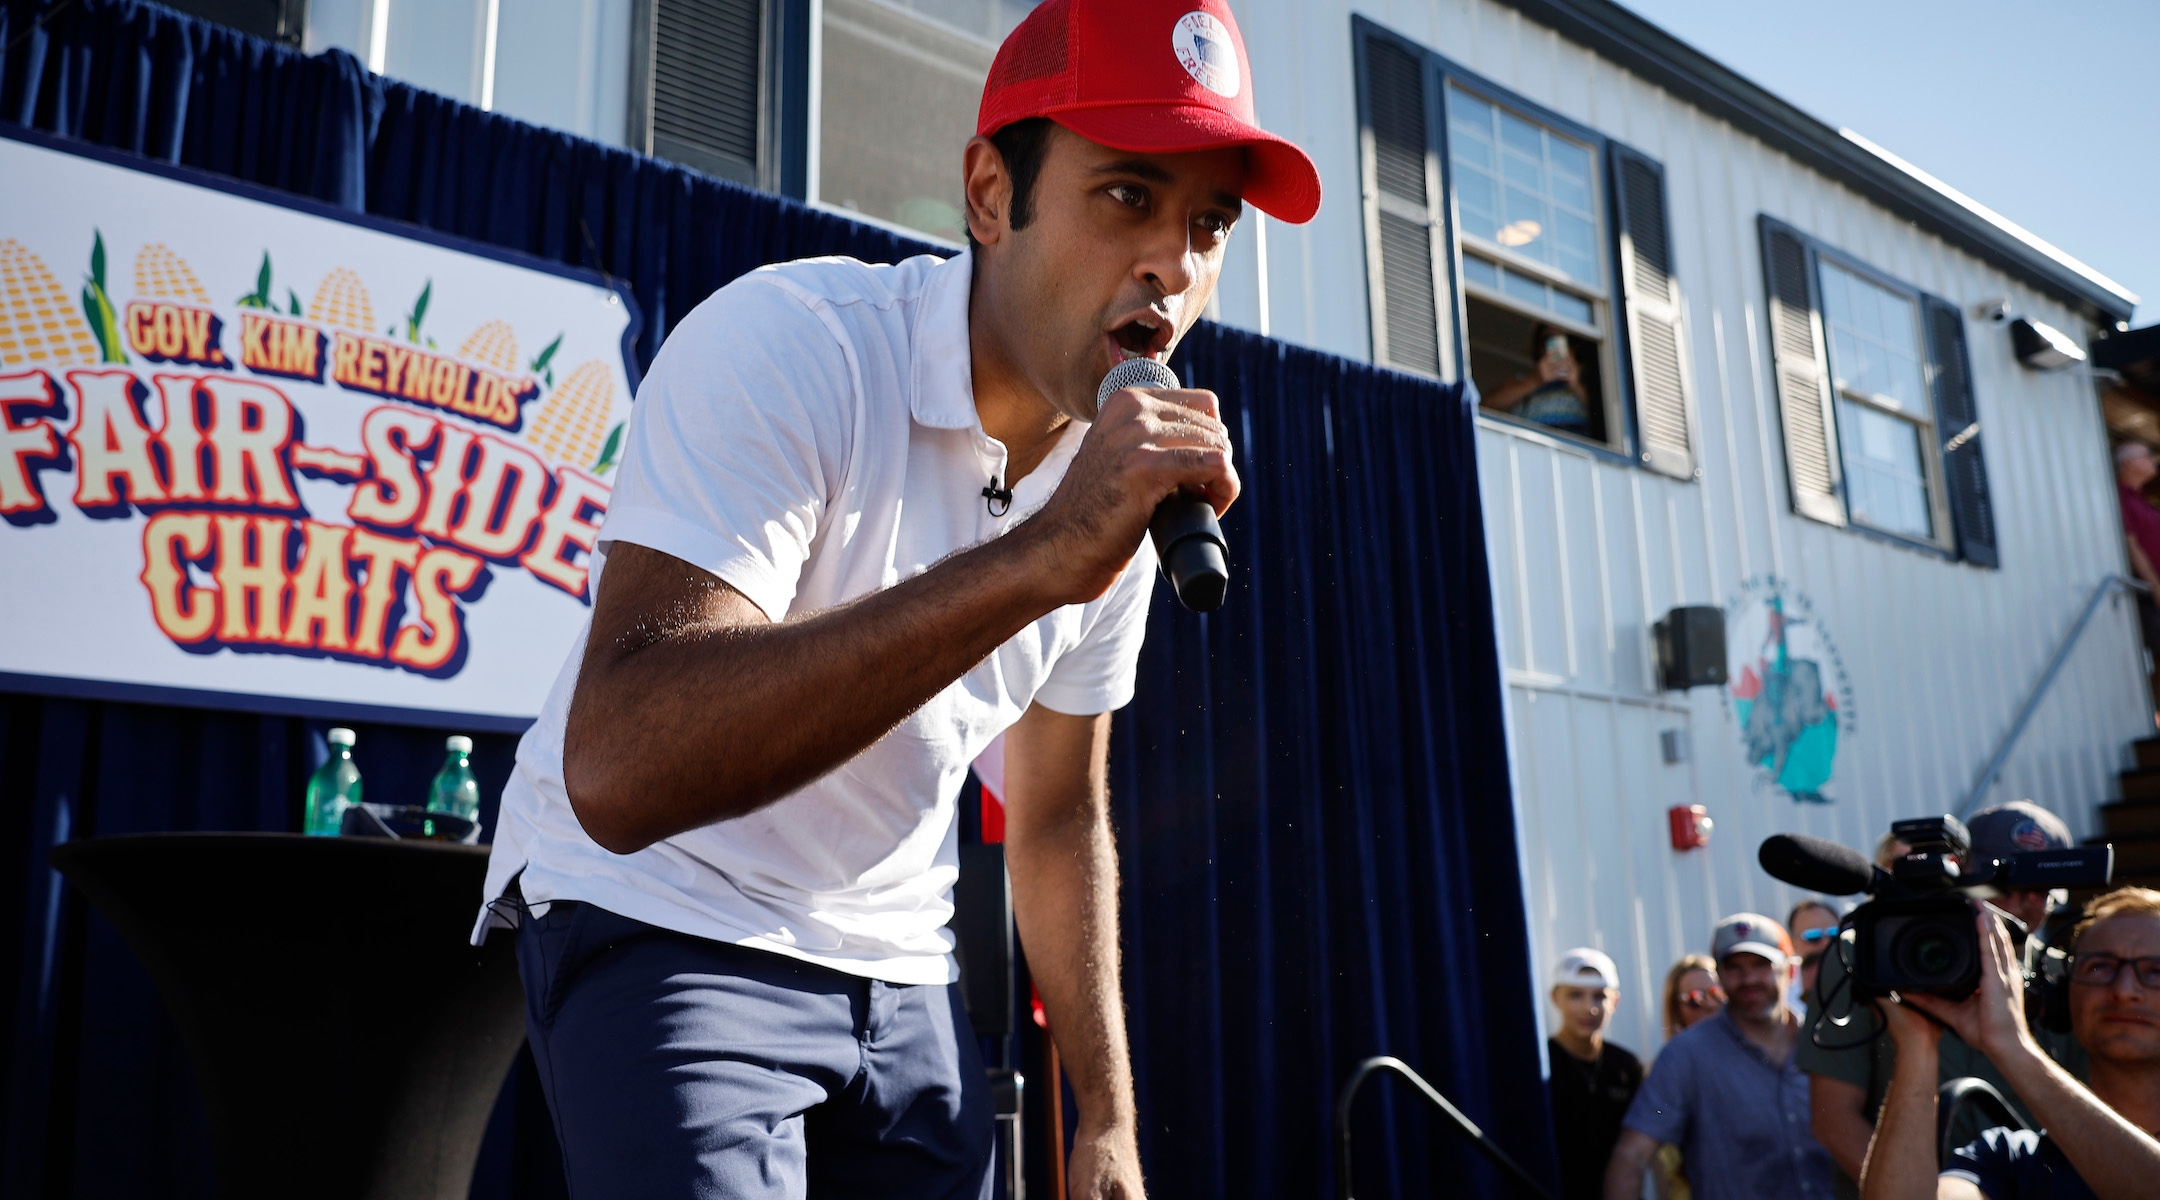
{"left": 1548, "top": 947, "right": 1643, "bottom": 1200}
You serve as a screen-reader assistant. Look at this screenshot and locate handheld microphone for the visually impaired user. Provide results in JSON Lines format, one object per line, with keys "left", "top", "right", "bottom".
{"left": 1096, "top": 358, "right": 1230, "bottom": 613}
{"left": 1758, "top": 833, "right": 1876, "bottom": 897}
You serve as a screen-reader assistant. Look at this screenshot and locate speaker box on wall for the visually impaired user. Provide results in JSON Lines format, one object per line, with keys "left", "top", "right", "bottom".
{"left": 1653, "top": 606, "right": 1728, "bottom": 691}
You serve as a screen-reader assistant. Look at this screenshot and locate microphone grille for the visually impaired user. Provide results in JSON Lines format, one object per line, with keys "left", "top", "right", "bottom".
{"left": 1097, "top": 358, "right": 1180, "bottom": 408}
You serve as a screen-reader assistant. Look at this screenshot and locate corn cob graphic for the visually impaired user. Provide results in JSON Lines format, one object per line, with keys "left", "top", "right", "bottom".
{"left": 134, "top": 243, "right": 213, "bottom": 305}
{"left": 0, "top": 239, "right": 103, "bottom": 369}
{"left": 310, "top": 267, "right": 376, "bottom": 332}
{"left": 524, "top": 359, "right": 617, "bottom": 470}
{"left": 458, "top": 320, "right": 520, "bottom": 374}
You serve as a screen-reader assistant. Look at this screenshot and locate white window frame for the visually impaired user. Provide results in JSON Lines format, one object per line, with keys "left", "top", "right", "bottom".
{"left": 1445, "top": 82, "right": 1625, "bottom": 455}
{"left": 1813, "top": 251, "right": 1953, "bottom": 549}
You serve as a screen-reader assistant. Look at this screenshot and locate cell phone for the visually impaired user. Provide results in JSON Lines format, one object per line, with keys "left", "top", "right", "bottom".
{"left": 1544, "top": 334, "right": 1569, "bottom": 363}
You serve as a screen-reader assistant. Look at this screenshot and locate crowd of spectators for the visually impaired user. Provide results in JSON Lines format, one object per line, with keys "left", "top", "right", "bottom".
{"left": 1541, "top": 800, "right": 2160, "bottom": 1200}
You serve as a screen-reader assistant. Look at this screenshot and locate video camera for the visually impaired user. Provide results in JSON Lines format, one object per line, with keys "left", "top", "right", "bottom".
{"left": 1759, "top": 815, "right": 2112, "bottom": 999}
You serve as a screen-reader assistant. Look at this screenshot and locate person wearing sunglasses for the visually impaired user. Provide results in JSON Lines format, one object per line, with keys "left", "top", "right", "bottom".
{"left": 1652, "top": 956, "right": 1728, "bottom": 1200}
{"left": 1860, "top": 886, "right": 2160, "bottom": 1200}
{"left": 1800, "top": 803, "right": 2089, "bottom": 1199}
{"left": 1789, "top": 901, "right": 1843, "bottom": 1016}
{"left": 1664, "top": 954, "right": 1727, "bottom": 1041}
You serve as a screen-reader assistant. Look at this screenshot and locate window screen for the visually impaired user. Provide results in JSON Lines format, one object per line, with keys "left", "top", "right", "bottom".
{"left": 648, "top": 0, "right": 765, "bottom": 186}
{"left": 818, "top": 0, "right": 1039, "bottom": 242}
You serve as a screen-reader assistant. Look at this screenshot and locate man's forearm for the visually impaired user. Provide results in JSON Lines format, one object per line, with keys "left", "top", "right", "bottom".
{"left": 1990, "top": 1039, "right": 2160, "bottom": 1200}
{"left": 1003, "top": 713, "right": 1135, "bottom": 1137}
{"left": 565, "top": 534, "right": 1068, "bottom": 852}
{"left": 1603, "top": 1131, "right": 1658, "bottom": 1200}
{"left": 1810, "top": 1075, "right": 1876, "bottom": 1181}
{"left": 1859, "top": 1037, "right": 1937, "bottom": 1200}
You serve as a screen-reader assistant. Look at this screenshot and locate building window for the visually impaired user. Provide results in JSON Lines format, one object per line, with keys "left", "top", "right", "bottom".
{"left": 818, "top": 0, "right": 1038, "bottom": 244}
{"left": 629, "top": 0, "right": 814, "bottom": 196}
{"left": 1354, "top": 23, "right": 1697, "bottom": 479}
{"left": 1819, "top": 262, "right": 1937, "bottom": 540}
{"left": 1447, "top": 86, "right": 1614, "bottom": 446}
{"left": 1759, "top": 216, "right": 1996, "bottom": 564}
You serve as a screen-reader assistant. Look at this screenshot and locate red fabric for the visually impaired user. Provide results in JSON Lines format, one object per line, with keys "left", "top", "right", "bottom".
{"left": 975, "top": 0, "right": 1320, "bottom": 223}
{"left": 980, "top": 784, "right": 1006, "bottom": 844}
{"left": 2122, "top": 484, "right": 2160, "bottom": 572}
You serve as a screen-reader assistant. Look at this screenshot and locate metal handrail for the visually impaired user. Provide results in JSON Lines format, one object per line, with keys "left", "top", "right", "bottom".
{"left": 1334, "top": 1056, "right": 1553, "bottom": 1200}
{"left": 1937, "top": 1077, "right": 2025, "bottom": 1166}
{"left": 1959, "top": 574, "right": 2149, "bottom": 819}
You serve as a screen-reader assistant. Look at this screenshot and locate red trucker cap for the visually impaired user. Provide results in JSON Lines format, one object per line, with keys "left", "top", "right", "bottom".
{"left": 976, "top": 0, "right": 1322, "bottom": 225}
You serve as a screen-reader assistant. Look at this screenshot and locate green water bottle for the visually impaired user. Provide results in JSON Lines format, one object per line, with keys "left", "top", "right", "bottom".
{"left": 427, "top": 735, "right": 480, "bottom": 823}
{"left": 304, "top": 728, "right": 362, "bottom": 836}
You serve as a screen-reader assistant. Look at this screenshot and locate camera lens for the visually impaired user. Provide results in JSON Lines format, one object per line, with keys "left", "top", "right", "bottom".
{"left": 1910, "top": 932, "right": 1958, "bottom": 975}
{"left": 1890, "top": 916, "right": 1974, "bottom": 988}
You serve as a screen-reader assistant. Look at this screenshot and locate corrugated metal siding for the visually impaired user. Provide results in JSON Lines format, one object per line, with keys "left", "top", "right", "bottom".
{"left": 1221, "top": 0, "right": 2148, "bottom": 1059}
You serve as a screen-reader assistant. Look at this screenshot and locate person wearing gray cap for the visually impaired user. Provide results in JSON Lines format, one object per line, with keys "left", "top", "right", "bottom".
{"left": 1605, "top": 914, "right": 1836, "bottom": 1200}
{"left": 1546, "top": 948, "right": 1643, "bottom": 1200}
{"left": 1801, "top": 803, "right": 2090, "bottom": 1197}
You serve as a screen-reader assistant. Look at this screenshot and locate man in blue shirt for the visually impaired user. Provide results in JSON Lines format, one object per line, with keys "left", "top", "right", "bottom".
{"left": 1860, "top": 887, "right": 2160, "bottom": 1200}
{"left": 1605, "top": 914, "right": 1838, "bottom": 1200}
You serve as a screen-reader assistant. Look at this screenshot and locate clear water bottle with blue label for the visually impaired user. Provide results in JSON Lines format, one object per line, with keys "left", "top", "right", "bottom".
{"left": 303, "top": 728, "right": 362, "bottom": 835}
{"left": 427, "top": 735, "right": 480, "bottom": 823}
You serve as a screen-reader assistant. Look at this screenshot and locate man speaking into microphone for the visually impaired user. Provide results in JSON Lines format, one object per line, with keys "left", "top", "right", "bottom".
{"left": 472, "top": 1, "right": 1319, "bottom": 1196}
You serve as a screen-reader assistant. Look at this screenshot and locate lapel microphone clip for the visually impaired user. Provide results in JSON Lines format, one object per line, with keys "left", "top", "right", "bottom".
{"left": 982, "top": 475, "right": 1013, "bottom": 517}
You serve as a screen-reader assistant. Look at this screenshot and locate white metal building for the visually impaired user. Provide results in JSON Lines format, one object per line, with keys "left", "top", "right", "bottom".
{"left": 244, "top": 0, "right": 2148, "bottom": 1059}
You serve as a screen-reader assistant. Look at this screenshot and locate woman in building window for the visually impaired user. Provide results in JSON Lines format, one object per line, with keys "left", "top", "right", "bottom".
{"left": 1483, "top": 322, "right": 1590, "bottom": 434}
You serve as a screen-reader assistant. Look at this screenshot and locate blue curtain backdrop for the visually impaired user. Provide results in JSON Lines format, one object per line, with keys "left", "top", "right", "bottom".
{"left": 0, "top": 2, "right": 1556, "bottom": 1197}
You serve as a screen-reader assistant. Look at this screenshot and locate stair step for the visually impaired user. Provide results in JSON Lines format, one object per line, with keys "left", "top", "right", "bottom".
{"left": 2101, "top": 802, "right": 2160, "bottom": 839}
{"left": 2098, "top": 834, "right": 2160, "bottom": 876}
{"left": 2138, "top": 738, "right": 2160, "bottom": 770}
{"left": 2122, "top": 768, "right": 2160, "bottom": 802}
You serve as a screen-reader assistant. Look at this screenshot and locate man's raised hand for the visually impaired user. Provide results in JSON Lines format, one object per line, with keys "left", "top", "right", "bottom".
{"left": 1020, "top": 384, "right": 1240, "bottom": 606}
{"left": 1896, "top": 905, "right": 2037, "bottom": 1061}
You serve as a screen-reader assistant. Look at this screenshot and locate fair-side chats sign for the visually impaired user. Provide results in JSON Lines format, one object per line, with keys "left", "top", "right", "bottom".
{"left": 0, "top": 133, "right": 637, "bottom": 724}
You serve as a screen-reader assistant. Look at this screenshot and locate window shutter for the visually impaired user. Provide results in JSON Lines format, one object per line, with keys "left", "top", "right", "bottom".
{"left": 1609, "top": 145, "right": 1694, "bottom": 480}
{"left": 1360, "top": 37, "right": 1443, "bottom": 377}
{"left": 646, "top": 0, "right": 764, "bottom": 186}
{"left": 1759, "top": 218, "right": 1845, "bottom": 526}
{"left": 1924, "top": 296, "right": 1998, "bottom": 567}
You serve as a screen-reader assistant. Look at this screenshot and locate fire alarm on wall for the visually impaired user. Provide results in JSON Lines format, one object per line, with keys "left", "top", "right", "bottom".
{"left": 1668, "top": 804, "right": 1712, "bottom": 851}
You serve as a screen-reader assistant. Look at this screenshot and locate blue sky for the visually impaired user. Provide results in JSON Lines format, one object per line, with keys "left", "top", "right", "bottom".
{"left": 1620, "top": 0, "right": 2157, "bottom": 326}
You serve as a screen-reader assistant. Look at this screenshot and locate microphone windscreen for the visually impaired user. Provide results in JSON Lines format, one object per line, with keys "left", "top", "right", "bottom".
{"left": 1097, "top": 358, "right": 1180, "bottom": 408}
{"left": 1758, "top": 833, "right": 1874, "bottom": 896}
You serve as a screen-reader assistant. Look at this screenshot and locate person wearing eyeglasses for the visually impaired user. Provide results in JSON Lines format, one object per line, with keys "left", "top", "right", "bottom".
{"left": 1801, "top": 804, "right": 2089, "bottom": 1199}
{"left": 1859, "top": 886, "right": 2160, "bottom": 1200}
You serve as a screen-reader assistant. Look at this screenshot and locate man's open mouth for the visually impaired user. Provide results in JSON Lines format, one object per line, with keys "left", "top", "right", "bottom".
{"left": 1108, "top": 312, "right": 1173, "bottom": 362}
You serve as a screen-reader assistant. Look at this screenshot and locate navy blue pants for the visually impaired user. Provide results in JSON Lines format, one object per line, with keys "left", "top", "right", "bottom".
{"left": 515, "top": 900, "right": 994, "bottom": 1199}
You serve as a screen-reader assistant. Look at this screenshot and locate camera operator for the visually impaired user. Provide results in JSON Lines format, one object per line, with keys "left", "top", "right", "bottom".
{"left": 1804, "top": 803, "right": 2087, "bottom": 1192}
{"left": 1604, "top": 915, "right": 1837, "bottom": 1200}
{"left": 1858, "top": 888, "right": 2160, "bottom": 1200}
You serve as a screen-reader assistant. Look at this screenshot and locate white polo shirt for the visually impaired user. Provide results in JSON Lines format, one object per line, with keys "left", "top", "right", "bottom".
{"left": 474, "top": 249, "right": 1156, "bottom": 985}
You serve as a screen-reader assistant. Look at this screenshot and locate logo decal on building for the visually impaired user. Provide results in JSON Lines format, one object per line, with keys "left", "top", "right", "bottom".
{"left": 1724, "top": 576, "right": 1857, "bottom": 805}
{"left": 1171, "top": 12, "right": 1240, "bottom": 98}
